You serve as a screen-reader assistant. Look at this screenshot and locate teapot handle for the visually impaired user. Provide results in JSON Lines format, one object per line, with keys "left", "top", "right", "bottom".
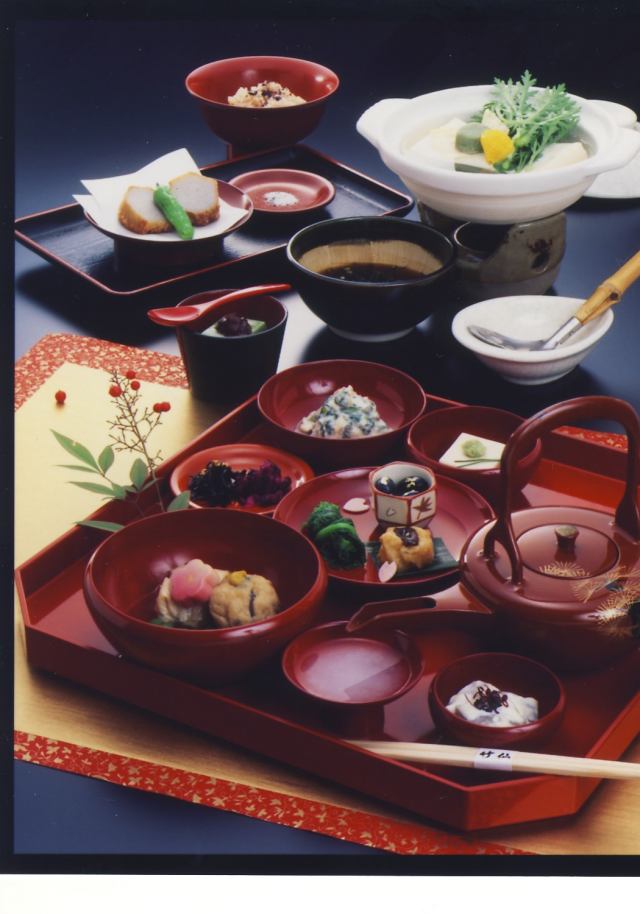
{"left": 484, "top": 396, "right": 640, "bottom": 583}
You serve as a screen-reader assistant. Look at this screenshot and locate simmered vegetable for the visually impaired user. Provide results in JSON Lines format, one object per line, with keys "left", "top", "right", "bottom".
{"left": 302, "top": 501, "right": 366, "bottom": 569}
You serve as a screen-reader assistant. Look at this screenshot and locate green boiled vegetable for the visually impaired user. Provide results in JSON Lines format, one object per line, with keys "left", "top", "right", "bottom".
{"left": 302, "top": 501, "right": 366, "bottom": 569}
{"left": 454, "top": 161, "right": 494, "bottom": 174}
{"left": 153, "top": 185, "right": 194, "bottom": 240}
{"left": 455, "top": 122, "right": 486, "bottom": 154}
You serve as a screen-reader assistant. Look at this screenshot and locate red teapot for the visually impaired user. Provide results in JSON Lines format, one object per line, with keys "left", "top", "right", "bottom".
{"left": 349, "top": 396, "right": 640, "bottom": 672}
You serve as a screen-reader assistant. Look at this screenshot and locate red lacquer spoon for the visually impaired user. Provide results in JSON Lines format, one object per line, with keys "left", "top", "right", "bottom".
{"left": 147, "top": 283, "right": 291, "bottom": 332}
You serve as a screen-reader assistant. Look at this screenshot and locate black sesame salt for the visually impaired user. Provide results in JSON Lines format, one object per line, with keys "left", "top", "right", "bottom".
{"left": 472, "top": 684, "right": 509, "bottom": 714}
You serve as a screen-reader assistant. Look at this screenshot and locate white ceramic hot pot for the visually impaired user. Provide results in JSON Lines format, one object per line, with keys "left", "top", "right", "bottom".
{"left": 356, "top": 86, "right": 640, "bottom": 223}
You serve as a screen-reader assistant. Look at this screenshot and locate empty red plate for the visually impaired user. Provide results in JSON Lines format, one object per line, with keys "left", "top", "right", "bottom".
{"left": 282, "top": 620, "right": 424, "bottom": 707}
{"left": 169, "top": 443, "right": 314, "bottom": 513}
{"left": 229, "top": 169, "right": 335, "bottom": 213}
{"left": 273, "top": 466, "right": 494, "bottom": 589}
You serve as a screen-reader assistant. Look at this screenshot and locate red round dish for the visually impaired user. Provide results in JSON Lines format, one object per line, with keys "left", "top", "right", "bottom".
{"left": 257, "top": 359, "right": 427, "bottom": 470}
{"left": 229, "top": 169, "right": 335, "bottom": 214}
{"left": 83, "top": 508, "right": 328, "bottom": 686}
{"left": 429, "top": 652, "right": 566, "bottom": 749}
{"left": 282, "top": 620, "right": 424, "bottom": 706}
{"left": 273, "top": 466, "right": 494, "bottom": 589}
{"left": 169, "top": 443, "right": 314, "bottom": 513}
{"left": 185, "top": 56, "right": 339, "bottom": 150}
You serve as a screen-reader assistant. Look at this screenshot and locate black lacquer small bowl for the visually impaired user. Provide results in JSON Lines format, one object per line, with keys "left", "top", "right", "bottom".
{"left": 286, "top": 216, "right": 455, "bottom": 342}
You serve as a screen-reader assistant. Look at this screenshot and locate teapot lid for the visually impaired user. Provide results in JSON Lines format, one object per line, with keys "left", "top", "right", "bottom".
{"left": 462, "top": 505, "right": 639, "bottom": 613}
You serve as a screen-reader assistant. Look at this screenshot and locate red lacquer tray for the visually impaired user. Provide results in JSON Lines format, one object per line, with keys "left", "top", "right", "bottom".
{"left": 15, "top": 393, "right": 640, "bottom": 831}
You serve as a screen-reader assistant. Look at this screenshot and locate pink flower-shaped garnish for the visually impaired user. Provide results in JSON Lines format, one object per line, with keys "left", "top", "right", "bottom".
{"left": 378, "top": 561, "right": 398, "bottom": 583}
{"left": 170, "top": 559, "right": 222, "bottom": 604}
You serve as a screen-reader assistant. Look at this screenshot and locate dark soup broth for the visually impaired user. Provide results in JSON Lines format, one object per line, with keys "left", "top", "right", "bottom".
{"left": 321, "top": 263, "right": 432, "bottom": 282}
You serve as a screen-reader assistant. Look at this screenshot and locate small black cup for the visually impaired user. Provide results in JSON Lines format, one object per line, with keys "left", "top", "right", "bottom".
{"left": 176, "top": 289, "right": 288, "bottom": 405}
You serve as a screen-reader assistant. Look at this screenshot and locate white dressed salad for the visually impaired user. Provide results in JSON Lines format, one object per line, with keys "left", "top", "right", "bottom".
{"left": 297, "top": 385, "right": 389, "bottom": 439}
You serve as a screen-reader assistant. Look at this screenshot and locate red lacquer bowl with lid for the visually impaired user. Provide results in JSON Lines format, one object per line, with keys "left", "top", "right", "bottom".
{"left": 83, "top": 508, "right": 327, "bottom": 686}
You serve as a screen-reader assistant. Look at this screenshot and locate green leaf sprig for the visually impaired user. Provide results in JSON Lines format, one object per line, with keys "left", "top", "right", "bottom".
{"left": 52, "top": 369, "right": 189, "bottom": 533}
{"left": 481, "top": 70, "right": 581, "bottom": 172}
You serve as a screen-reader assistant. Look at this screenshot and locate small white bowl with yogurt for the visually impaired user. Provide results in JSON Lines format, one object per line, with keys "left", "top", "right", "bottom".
{"left": 357, "top": 84, "right": 640, "bottom": 223}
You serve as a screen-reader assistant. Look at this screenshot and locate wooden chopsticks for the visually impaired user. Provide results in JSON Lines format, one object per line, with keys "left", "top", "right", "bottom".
{"left": 349, "top": 740, "right": 640, "bottom": 780}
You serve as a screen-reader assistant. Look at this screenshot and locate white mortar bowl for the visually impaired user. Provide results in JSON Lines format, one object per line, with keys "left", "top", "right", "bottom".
{"left": 357, "top": 86, "right": 640, "bottom": 224}
{"left": 451, "top": 295, "right": 614, "bottom": 385}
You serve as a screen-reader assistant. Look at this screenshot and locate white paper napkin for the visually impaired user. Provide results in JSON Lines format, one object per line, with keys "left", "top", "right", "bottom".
{"left": 73, "top": 148, "right": 249, "bottom": 241}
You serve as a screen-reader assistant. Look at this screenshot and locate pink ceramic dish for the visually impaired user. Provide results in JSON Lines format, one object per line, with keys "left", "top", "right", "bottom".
{"left": 186, "top": 56, "right": 339, "bottom": 150}
{"left": 406, "top": 405, "right": 542, "bottom": 506}
{"left": 169, "top": 443, "right": 314, "bottom": 513}
{"left": 257, "top": 359, "right": 427, "bottom": 470}
{"left": 83, "top": 508, "right": 327, "bottom": 686}
{"left": 429, "top": 652, "right": 566, "bottom": 749}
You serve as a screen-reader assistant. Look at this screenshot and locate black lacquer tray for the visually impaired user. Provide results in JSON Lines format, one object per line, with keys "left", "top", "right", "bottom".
{"left": 14, "top": 145, "right": 413, "bottom": 297}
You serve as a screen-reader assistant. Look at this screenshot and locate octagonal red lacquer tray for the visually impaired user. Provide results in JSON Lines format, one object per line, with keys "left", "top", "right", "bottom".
{"left": 15, "top": 391, "right": 640, "bottom": 831}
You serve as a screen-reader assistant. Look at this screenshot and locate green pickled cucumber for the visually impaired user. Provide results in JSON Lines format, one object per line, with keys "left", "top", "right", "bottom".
{"left": 153, "top": 185, "right": 194, "bottom": 240}
{"left": 455, "top": 122, "right": 486, "bottom": 154}
{"left": 454, "top": 161, "right": 495, "bottom": 174}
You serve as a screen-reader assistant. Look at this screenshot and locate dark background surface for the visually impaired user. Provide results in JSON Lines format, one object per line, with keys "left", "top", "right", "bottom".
{"left": 12, "top": 2, "right": 640, "bottom": 859}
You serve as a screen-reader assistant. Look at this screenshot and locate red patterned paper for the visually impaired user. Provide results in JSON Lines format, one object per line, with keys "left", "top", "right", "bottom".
{"left": 14, "top": 731, "right": 530, "bottom": 855}
{"left": 14, "top": 333, "right": 188, "bottom": 410}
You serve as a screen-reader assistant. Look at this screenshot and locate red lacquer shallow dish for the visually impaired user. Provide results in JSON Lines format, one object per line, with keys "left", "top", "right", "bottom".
{"left": 229, "top": 169, "right": 335, "bottom": 213}
{"left": 273, "top": 466, "right": 494, "bottom": 589}
{"left": 15, "top": 393, "right": 640, "bottom": 831}
{"left": 169, "top": 443, "right": 314, "bottom": 512}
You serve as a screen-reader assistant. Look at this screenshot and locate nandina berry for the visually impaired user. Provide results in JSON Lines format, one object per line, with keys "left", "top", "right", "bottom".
{"left": 161, "top": 401, "right": 171, "bottom": 412}
{"left": 130, "top": 380, "right": 140, "bottom": 390}
{"left": 54, "top": 390, "right": 66, "bottom": 405}
{"left": 153, "top": 402, "right": 162, "bottom": 413}
{"left": 109, "top": 384, "right": 123, "bottom": 397}
{"left": 125, "top": 370, "right": 136, "bottom": 380}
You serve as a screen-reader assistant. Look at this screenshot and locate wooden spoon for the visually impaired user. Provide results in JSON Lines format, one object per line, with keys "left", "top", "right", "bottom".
{"left": 147, "top": 283, "right": 291, "bottom": 332}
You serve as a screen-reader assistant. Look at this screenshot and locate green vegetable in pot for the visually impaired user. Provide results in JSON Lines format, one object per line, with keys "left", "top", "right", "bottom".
{"left": 455, "top": 122, "right": 486, "bottom": 154}
{"left": 477, "top": 71, "right": 581, "bottom": 173}
{"left": 153, "top": 185, "right": 194, "bottom": 240}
